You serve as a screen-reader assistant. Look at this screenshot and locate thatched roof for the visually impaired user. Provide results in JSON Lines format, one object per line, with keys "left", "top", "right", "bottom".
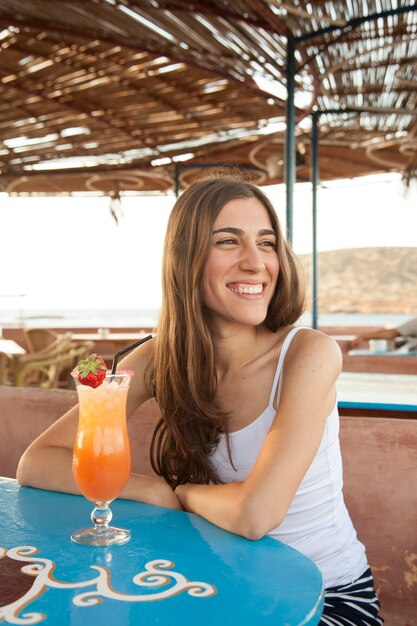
{"left": 0, "top": 1, "right": 416, "bottom": 194}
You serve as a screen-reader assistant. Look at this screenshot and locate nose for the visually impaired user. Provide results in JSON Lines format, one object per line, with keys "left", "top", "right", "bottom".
{"left": 238, "top": 243, "right": 265, "bottom": 272}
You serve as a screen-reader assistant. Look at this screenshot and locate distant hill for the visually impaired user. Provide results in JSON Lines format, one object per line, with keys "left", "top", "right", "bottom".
{"left": 297, "top": 247, "right": 417, "bottom": 313}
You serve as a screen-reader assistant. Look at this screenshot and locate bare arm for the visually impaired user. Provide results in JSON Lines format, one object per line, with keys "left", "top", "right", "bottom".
{"left": 17, "top": 339, "right": 183, "bottom": 510}
{"left": 348, "top": 326, "right": 398, "bottom": 349}
{"left": 175, "top": 330, "right": 342, "bottom": 538}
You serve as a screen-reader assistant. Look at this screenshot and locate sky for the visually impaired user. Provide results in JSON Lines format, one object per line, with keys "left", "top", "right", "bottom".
{"left": 1, "top": 172, "right": 416, "bottom": 312}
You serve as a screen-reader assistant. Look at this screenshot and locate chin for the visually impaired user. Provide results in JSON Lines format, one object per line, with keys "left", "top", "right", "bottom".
{"left": 230, "top": 311, "right": 269, "bottom": 327}
{"left": 206, "top": 301, "right": 270, "bottom": 329}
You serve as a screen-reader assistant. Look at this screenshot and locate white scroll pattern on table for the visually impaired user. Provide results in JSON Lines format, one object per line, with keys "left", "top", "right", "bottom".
{"left": 0, "top": 546, "right": 217, "bottom": 625}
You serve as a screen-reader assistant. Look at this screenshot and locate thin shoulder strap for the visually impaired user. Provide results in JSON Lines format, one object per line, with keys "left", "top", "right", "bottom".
{"left": 268, "top": 326, "right": 306, "bottom": 407}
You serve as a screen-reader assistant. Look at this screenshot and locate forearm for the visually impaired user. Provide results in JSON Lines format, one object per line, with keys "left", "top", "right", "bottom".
{"left": 351, "top": 326, "right": 398, "bottom": 347}
{"left": 121, "top": 474, "right": 184, "bottom": 510}
{"left": 17, "top": 444, "right": 79, "bottom": 494}
{"left": 369, "top": 327, "right": 398, "bottom": 341}
{"left": 174, "top": 482, "right": 253, "bottom": 538}
{"left": 17, "top": 444, "right": 182, "bottom": 510}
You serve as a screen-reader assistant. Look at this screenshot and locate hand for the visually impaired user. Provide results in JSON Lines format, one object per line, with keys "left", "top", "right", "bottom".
{"left": 123, "top": 474, "right": 184, "bottom": 510}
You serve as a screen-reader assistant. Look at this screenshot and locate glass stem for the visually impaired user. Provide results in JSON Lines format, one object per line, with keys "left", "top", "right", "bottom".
{"left": 91, "top": 502, "right": 112, "bottom": 529}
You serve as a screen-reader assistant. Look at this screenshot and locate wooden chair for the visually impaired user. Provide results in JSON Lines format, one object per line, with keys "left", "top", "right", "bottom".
{"left": 23, "top": 328, "right": 60, "bottom": 353}
{"left": 11, "top": 336, "right": 79, "bottom": 389}
{"left": 12, "top": 339, "right": 95, "bottom": 390}
{"left": 13, "top": 353, "right": 68, "bottom": 389}
{"left": 57, "top": 341, "right": 95, "bottom": 389}
{"left": 0, "top": 352, "right": 11, "bottom": 385}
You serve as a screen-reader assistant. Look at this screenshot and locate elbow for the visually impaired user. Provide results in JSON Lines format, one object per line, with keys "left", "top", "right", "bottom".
{"left": 239, "top": 517, "right": 282, "bottom": 542}
{"left": 16, "top": 445, "right": 42, "bottom": 487}
{"left": 16, "top": 450, "right": 33, "bottom": 486}
{"left": 237, "top": 494, "right": 285, "bottom": 541}
{"left": 240, "top": 524, "right": 266, "bottom": 542}
{"left": 16, "top": 457, "right": 28, "bottom": 486}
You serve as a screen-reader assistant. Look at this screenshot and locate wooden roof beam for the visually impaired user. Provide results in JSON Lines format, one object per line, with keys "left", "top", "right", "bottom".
{"left": 145, "top": 0, "right": 279, "bottom": 33}
{"left": 295, "top": 4, "right": 417, "bottom": 43}
{"left": 295, "top": 4, "right": 417, "bottom": 72}
{"left": 0, "top": 162, "right": 166, "bottom": 178}
{"left": 243, "top": 0, "right": 319, "bottom": 123}
{"left": 4, "top": 41, "right": 214, "bottom": 136}
{"left": 0, "top": 15, "right": 284, "bottom": 102}
{"left": 243, "top": 0, "right": 292, "bottom": 39}
{"left": 322, "top": 87, "right": 416, "bottom": 97}
{"left": 0, "top": 76, "right": 158, "bottom": 152}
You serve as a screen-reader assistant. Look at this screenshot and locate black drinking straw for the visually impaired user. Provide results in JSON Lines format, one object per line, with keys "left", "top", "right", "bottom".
{"left": 111, "top": 334, "right": 153, "bottom": 375}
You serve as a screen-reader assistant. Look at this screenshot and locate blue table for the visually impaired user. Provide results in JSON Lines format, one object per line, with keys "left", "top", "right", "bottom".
{"left": 0, "top": 478, "right": 324, "bottom": 625}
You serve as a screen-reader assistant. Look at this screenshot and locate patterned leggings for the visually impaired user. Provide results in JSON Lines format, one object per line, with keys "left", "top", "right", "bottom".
{"left": 320, "top": 568, "right": 384, "bottom": 625}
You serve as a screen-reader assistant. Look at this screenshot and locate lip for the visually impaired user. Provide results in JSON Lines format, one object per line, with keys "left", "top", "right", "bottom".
{"left": 226, "top": 281, "right": 266, "bottom": 287}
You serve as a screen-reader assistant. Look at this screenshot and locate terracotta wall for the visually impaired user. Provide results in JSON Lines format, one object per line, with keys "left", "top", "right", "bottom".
{"left": 0, "top": 387, "right": 157, "bottom": 478}
{"left": 340, "top": 416, "right": 417, "bottom": 625}
{"left": 1, "top": 387, "right": 416, "bottom": 625}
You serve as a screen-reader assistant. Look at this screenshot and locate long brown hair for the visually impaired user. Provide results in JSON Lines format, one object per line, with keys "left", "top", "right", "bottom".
{"left": 150, "top": 174, "right": 305, "bottom": 488}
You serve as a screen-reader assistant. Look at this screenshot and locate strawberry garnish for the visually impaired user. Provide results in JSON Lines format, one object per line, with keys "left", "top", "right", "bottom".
{"left": 74, "top": 354, "right": 107, "bottom": 388}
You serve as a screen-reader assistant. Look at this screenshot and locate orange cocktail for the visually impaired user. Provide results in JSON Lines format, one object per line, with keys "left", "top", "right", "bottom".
{"left": 71, "top": 370, "right": 132, "bottom": 546}
{"left": 73, "top": 376, "right": 131, "bottom": 502}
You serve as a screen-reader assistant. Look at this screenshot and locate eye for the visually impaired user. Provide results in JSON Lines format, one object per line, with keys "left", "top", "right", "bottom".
{"left": 259, "top": 240, "right": 276, "bottom": 248}
{"left": 215, "top": 238, "right": 238, "bottom": 246}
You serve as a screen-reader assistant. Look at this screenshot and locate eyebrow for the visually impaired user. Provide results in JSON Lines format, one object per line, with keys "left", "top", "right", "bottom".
{"left": 212, "top": 227, "right": 276, "bottom": 237}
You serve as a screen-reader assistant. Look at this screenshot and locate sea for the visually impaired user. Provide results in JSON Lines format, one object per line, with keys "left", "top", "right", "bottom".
{"left": 0, "top": 308, "right": 414, "bottom": 330}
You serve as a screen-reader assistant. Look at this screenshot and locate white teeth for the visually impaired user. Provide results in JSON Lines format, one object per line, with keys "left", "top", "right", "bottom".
{"left": 229, "top": 284, "right": 263, "bottom": 294}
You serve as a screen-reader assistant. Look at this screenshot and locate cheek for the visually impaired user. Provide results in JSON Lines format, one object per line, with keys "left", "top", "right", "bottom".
{"left": 202, "top": 253, "right": 220, "bottom": 287}
{"left": 268, "top": 259, "right": 280, "bottom": 297}
{"left": 201, "top": 261, "right": 215, "bottom": 304}
{"left": 270, "top": 256, "right": 279, "bottom": 281}
{"left": 201, "top": 253, "right": 226, "bottom": 306}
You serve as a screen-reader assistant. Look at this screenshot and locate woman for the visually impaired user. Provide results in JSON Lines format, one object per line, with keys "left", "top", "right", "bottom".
{"left": 18, "top": 175, "right": 383, "bottom": 624}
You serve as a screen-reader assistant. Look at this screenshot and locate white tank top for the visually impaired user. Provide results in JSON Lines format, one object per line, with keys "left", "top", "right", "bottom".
{"left": 210, "top": 326, "right": 368, "bottom": 588}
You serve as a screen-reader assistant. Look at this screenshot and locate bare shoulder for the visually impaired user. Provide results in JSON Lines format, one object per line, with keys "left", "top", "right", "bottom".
{"left": 120, "top": 335, "right": 155, "bottom": 412}
{"left": 285, "top": 327, "right": 342, "bottom": 379}
{"left": 120, "top": 333, "right": 155, "bottom": 371}
{"left": 290, "top": 327, "right": 342, "bottom": 356}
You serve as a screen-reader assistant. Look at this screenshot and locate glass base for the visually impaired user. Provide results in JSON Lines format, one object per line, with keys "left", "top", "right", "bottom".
{"left": 71, "top": 526, "right": 131, "bottom": 546}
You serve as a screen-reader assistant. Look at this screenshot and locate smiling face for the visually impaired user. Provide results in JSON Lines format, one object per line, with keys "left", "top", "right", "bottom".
{"left": 202, "top": 196, "right": 279, "bottom": 329}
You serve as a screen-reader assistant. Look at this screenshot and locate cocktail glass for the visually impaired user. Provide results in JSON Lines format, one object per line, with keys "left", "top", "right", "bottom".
{"left": 70, "top": 370, "right": 132, "bottom": 546}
